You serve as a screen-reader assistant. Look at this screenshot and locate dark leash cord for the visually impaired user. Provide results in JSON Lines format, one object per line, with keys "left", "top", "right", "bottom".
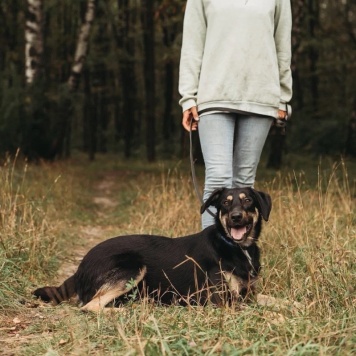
{"left": 274, "top": 104, "right": 291, "bottom": 135}
{"left": 189, "top": 118, "right": 217, "bottom": 218}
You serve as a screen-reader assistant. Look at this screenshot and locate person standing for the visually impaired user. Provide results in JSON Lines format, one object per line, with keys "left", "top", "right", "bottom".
{"left": 179, "top": 0, "right": 293, "bottom": 228}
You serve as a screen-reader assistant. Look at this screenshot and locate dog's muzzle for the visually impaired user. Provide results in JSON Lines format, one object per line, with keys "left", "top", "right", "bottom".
{"left": 227, "top": 212, "right": 253, "bottom": 242}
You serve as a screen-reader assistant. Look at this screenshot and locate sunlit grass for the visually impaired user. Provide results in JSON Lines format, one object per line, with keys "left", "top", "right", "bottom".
{"left": 0, "top": 153, "right": 355, "bottom": 355}
{"left": 0, "top": 152, "right": 86, "bottom": 314}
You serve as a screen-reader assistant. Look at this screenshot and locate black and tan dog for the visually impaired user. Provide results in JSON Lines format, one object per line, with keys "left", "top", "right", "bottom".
{"left": 33, "top": 187, "right": 271, "bottom": 312}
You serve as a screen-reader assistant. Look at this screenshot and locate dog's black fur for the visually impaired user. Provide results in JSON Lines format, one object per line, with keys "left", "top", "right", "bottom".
{"left": 33, "top": 187, "right": 271, "bottom": 312}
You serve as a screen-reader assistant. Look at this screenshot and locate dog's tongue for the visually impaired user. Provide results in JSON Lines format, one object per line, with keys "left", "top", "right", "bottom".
{"left": 231, "top": 226, "right": 247, "bottom": 241}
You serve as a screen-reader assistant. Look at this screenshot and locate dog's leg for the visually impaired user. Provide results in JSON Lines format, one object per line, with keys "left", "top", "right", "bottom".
{"left": 81, "top": 267, "right": 147, "bottom": 313}
{"left": 223, "top": 271, "right": 243, "bottom": 299}
{"left": 207, "top": 268, "right": 228, "bottom": 305}
{"left": 223, "top": 271, "right": 257, "bottom": 302}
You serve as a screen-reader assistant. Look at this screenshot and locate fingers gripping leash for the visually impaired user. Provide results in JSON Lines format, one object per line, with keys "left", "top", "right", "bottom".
{"left": 274, "top": 104, "right": 292, "bottom": 135}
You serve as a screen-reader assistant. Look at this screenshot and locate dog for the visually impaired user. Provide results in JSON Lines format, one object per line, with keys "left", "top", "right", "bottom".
{"left": 33, "top": 187, "right": 272, "bottom": 312}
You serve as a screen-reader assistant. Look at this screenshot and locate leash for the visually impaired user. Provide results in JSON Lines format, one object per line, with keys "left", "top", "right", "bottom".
{"left": 189, "top": 118, "right": 216, "bottom": 218}
{"left": 274, "top": 103, "right": 291, "bottom": 135}
{"left": 243, "top": 249, "right": 258, "bottom": 277}
{"left": 217, "top": 232, "right": 258, "bottom": 277}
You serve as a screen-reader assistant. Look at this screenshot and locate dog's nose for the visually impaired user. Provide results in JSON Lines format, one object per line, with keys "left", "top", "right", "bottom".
{"left": 231, "top": 212, "right": 243, "bottom": 223}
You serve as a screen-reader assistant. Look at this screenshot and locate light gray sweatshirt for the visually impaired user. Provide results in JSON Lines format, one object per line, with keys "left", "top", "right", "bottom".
{"left": 179, "top": 0, "right": 293, "bottom": 118}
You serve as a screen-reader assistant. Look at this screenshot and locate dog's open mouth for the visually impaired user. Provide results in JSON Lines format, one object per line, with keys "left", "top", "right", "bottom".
{"left": 229, "top": 224, "right": 252, "bottom": 242}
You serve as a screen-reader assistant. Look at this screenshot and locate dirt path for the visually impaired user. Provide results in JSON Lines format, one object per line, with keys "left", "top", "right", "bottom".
{"left": 1, "top": 172, "right": 132, "bottom": 355}
{"left": 55, "top": 174, "right": 119, "bottom": 283}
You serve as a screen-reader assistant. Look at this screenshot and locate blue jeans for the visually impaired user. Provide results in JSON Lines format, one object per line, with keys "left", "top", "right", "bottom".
{"left": 198, "top": 113, "right": 273, "bottom": 228}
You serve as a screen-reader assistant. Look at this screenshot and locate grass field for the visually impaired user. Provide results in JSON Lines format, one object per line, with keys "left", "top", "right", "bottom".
{"left": 0, "top": 152, "right": 355, "bottom": 355}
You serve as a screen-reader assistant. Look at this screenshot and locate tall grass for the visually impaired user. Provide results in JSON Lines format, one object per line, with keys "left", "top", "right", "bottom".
{"left": 0, "top": 154, "right": 355, "bottom": 355}
{"left": 261, "top": 161, "right": 355, "bottom": 316}
{"left": 0, "top": 153, "right": 83, "bottom": 312}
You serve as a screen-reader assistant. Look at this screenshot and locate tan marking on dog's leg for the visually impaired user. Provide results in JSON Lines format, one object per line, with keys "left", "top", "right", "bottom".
{"left": 223, "top": 272, "right": 258, "bottom": 301}
{"left": 223, "top": 271, "right": 243, "bottom": 299}
{"left": 81, "top": 267, "right": 147, "bottom": 313}
{"left": 81, "top": 286, "right": 126, "bottom": 313}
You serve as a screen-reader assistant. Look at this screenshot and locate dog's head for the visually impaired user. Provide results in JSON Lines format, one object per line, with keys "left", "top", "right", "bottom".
{"left": 201, "top": 187, "right": 272, "bottom": 247}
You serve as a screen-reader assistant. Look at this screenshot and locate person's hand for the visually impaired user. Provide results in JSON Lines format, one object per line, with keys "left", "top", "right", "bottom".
{"left": 274, "top": 109, "right": 288, "bottom": 131}
{"left": 182, "top": 106, "right": 199, "bottom": 132}
{"left": 278, "top": 110, "right": 287, "bottom": 119}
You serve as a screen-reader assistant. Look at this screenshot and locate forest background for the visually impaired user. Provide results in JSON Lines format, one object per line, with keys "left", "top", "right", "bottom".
{"left": 0, "top": 0, "right": 356, "bottom": 166}
{"left": 1, "top": 1, "right": 356, "bottom": 353}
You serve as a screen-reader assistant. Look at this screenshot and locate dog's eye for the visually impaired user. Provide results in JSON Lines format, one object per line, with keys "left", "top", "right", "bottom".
{"left": 223, "top": 200, "right": 230, "bottom": 206}
{"left": 244, "top": 198, "right": 252, "bottom": 203}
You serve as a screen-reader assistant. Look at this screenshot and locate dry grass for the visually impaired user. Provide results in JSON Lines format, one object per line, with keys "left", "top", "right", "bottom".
{"left": 0, "top": 153, "right": 355, "bottom": 355}
{"left": 0, "top": 152, "right": 77, "bottom": 310}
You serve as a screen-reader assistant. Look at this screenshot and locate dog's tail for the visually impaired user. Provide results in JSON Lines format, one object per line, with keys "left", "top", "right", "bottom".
{"left": 33, "top": 275, "right": 76, "bottom": 305}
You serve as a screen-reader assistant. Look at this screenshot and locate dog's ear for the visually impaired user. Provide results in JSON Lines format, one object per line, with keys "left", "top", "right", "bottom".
{"left": 250, "top": 189, "right": 272, "bottom": 221}
{"left": 200, "top": 188, "right": 225, "bottom": 214}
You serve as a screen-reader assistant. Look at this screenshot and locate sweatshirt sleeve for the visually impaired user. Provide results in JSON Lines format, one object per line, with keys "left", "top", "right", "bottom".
{"left": 178, "top": 0, "right": 207, "bottom": 112}
{"left": 274, "top": 0, "right": 293, "bottom": 109}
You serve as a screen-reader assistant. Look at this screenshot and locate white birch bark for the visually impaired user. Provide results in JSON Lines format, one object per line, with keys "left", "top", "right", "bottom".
{"left": 25, "top": 0, "right": 43, "bottom": 85}
{"left": 68, "top": 0, "right": 96, "bottom": 91}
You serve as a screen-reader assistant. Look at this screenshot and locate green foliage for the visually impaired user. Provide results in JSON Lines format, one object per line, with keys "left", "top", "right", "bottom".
{"left": 289, "top": 0, "right": 356, "bottom": 155}
{"left": 0, "top": 0, "right": 355, "bottom": 159}
{"left": 0, "top": 72, "right": 24, "bottom": 153}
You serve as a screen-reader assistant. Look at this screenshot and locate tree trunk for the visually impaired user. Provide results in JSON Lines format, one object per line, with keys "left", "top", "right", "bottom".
{"left": 291, "top": 0, "right": 305, "bottom": 110}
{"left": 23, "top": 0, "right": 51, "bottom": 160}
{"left": 158, "top": 2, "right": 182, "bottom": 142}
{"left": 91, "top": 2, "right": 109, "bottom": 154}
{"left": 307, "top": 0, "right": 319, "bottom": 113}
{"left": 68, "top": 0, "right": 96, "bottom": 91}
{"left": 142, "top": 0, "right": 156, "bottom": 162}
{"left": 25, "top": 0, "right": 43, "bottom": 84}
{"left": 58, "top": 0, "right": 96, "bottom": 159}
{"left": 83, "top": 68, "right": 97, "bottom": 161}
{"left": 92, "top": 64, "right": 109, "bottom": 154}
{"left": 163, "top": 61, "right": 175, "bottom": 140}
{"left": 118, "top": 0, "right": 137, "bottom": 158}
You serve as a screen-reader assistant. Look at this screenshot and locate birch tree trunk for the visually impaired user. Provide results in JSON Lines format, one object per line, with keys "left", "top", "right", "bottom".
{"left": 68, "top": 0, "right": 96, "bottom": 91}
{"left": 58, "top": 0, "right": 96, "bottom": 159}
{"left": 25, "top": 0, "right": 43, "bottom": 84}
